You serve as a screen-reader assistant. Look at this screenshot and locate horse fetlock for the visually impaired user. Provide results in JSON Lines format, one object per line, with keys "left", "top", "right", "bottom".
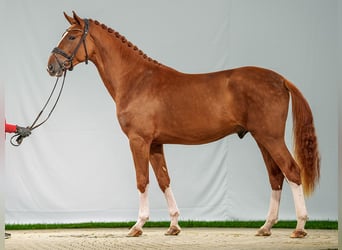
{"left": 170, "top": 210, "right": 180, "bottom": 218}
{"left": 269, "top": 218, "right": 278, "bottom": 226}
{"left": 297, "top": 214, "right": 308, "bottom": 221}
{"left": 295, "top": 214, "right": 308, "bottom": 232}
{"left": 170, "top": 210, "right": 180, "bottom": 226}
{"left": 296, "top": 214, "right": 308, "bottom": 226}
{"left": 261, "top": 218, "right": 278, "bottom": 231}
{"left": 139, "top": 215, "right": 149, "bottom": 222}
{"left": 265, "top": 216, "right": 278, "bottom": 224}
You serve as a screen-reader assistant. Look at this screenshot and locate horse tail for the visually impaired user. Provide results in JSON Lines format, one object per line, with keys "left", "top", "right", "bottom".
{"left": 285, "top": 80, "right": 320, "bottom": 196}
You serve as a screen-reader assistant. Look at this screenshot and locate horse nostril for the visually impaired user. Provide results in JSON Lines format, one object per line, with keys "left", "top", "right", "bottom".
{"left": 47, "top": 64, "right": 54, "bottom": 72}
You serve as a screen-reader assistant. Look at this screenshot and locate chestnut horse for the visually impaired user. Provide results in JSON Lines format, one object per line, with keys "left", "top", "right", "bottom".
{"left": 47, "top": 12, "right": 320, "bottom": 238}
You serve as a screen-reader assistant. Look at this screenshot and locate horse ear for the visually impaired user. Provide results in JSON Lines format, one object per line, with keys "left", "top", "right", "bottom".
{"left": 72, "top": 11, "right": 83, "bottom": 25}
{"left": 63, "top": 12, "right": 75, "bottom": 25}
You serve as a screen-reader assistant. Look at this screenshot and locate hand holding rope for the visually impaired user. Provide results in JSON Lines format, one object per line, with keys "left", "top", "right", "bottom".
{"left": 10, "top": 126, "right": 32, "bottom": 146}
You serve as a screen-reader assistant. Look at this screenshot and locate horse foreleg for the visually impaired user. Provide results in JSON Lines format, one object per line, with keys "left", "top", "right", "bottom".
{"left": 164, "top": 187, "right": 181, "bottom": 235}
{"left": 150, "top": 144, "right": 181, "bottom": 236}
{"left": 127, "top": 136, "right": 150, "bottom": 237}
{"left": 127, "top": 185, "right": 150, "bottom": 237}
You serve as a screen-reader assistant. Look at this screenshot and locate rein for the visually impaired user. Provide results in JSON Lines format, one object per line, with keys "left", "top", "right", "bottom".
{"left": 11, "top": 19, "right": 90, "bottom": 147}
{"left": 10, "top": 71, "right": 67, "bottom": 147}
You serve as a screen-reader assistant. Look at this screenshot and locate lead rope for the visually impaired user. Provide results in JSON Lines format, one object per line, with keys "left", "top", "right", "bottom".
{"left": 10, "top": 71, "right": 67, "bottom": 146}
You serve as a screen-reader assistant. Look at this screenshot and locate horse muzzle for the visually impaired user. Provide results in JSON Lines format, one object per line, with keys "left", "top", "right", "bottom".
{"left": 47, "top": 56, "right": 71, "bottom": 77}
{"left": 47, "top": 63, "right": 63, "bottom": 77}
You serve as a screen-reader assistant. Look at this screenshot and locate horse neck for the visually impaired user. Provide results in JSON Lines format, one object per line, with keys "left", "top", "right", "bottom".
{"left": 88, "top": 22, "right": 167, "bottom": 102}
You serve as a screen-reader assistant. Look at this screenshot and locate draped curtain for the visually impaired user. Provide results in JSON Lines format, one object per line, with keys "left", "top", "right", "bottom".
{"left": 1, "top": 0, "right": 337, "bottom": 224}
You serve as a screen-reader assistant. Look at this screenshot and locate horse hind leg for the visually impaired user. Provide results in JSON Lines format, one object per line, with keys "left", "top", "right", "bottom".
{"left": 255, "top": 143, "right": 284, "bottom": 237}
{"left": 256, "top": 138, "right": 308, "bottom": 238}
{"left": 288, "top": 181, "right": 308, "bottom": 238}
{"left": 150, "top": 143, "right": 181, "bottom": 236}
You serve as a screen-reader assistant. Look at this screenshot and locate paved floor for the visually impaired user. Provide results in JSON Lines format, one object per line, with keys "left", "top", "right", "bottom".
{"left": 5, "top": 228, "right": 338, "bottom": 250}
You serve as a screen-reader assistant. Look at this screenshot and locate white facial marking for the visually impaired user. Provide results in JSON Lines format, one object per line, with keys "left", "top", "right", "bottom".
{"left": 57, "top": 29, "right": 83, "bottom": 45}
{"left": 58, "top": 30, "right": 70, "bottom": 44}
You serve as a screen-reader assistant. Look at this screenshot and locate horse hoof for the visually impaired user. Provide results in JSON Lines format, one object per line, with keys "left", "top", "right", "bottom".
{"left": 165, "top": 225, "right": 181, "bottom": 236}
{"left": 127, "top": 227, "right": 143, "bottom": 237}
{"left": 255, "top": 228, "right": 271, "bottom": 236}
{"left": 290, "top": 229, "right": 307, "bottom": 238}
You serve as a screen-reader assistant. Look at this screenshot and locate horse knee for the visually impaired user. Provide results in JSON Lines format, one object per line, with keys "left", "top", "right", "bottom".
{"left": 158, "top": 176, "right": 170, "bottom": 192}
{"left": 150, "top": 144, "right": 171, "bottom": 192}
{"left": 137, "top": 180, "right": 149, "bottom": 193}
{"left": 158, "top": 183, "right": 170, "bottom": 192}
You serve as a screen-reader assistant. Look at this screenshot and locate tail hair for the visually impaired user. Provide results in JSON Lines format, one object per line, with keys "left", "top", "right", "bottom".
{"left": 286, "top": 80, "right": 320, "bottom": 196}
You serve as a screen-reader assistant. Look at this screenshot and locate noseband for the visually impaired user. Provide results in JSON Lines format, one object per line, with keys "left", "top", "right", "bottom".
{"left": 52, "top": 19, "right": 89, "bottom": 71}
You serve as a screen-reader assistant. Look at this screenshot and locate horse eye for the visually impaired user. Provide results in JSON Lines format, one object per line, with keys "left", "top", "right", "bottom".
{"left": 68, "top": 35, "right": 76, "bottom": 41}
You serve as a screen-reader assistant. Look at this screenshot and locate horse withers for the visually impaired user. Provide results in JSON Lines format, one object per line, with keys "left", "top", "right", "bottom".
{"left": 47, "top": 12, "right": 320, "bottom": 238}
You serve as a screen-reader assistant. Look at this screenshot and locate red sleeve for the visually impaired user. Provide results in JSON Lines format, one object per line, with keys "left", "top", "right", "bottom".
{"left": 5, "top": 123, "right": 17, "bottom": 133}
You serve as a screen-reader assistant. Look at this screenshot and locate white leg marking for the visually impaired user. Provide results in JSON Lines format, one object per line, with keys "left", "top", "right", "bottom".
{"left": 256, "top": 190, "right": 281, "bottom": 236}
{"left": 288, "top": 181, "right": 308, "bottom": 230}
{"left": 130, "top": 184, "right": 149, "bottom": 233}
{"left": 137, "top": 184, "right": 150, "bottom": 227}
{"left": 164, "top": 186, "right": 181, "bottom": 235}
{"left": 265, "top": 190, "right": 282, "bottom": 228}
{"left": 164, "top": 187, "right": 180, "bottom": 226}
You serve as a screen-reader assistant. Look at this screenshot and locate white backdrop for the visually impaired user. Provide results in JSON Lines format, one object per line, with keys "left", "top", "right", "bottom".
{"left": 1, "top": 0, "right": 338, "bottom": 224}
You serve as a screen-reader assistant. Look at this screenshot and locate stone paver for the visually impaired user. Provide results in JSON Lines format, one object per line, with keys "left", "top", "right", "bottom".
{"left": 5, "top": 228, "right": 338, "bottom": 250}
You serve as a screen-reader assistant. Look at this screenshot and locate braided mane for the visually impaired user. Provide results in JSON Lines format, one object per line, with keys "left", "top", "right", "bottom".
{"left": 90, "top": 19, "right": 161, "bottom": 66}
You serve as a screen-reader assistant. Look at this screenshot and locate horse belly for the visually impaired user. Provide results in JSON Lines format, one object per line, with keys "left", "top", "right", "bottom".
{"left": 154, "top": 111, "right": 239, "bottom": 145}
{"left": 156, "top": 126, "right": 238, "bottom": 145}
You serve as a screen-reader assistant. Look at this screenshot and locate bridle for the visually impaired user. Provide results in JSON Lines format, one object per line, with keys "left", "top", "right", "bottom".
{"left": 52, "top": 18, "right": 90, "bottom": 71}
{"left": 10, "top": 19, "right": 90, "bottom": 146}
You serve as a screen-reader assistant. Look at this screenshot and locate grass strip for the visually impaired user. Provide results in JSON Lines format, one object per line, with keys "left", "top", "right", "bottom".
{"left": 5, "top": 220, "right": 337, "bottom": 230}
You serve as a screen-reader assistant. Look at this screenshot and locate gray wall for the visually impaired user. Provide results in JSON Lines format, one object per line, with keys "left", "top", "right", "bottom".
{"left": 1, "top": 0, "right": 338, "bottom": 223}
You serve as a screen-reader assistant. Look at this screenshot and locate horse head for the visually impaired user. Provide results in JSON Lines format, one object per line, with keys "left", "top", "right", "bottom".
{"left": 47, "top": 11, "right": 92, "bottom": 77}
